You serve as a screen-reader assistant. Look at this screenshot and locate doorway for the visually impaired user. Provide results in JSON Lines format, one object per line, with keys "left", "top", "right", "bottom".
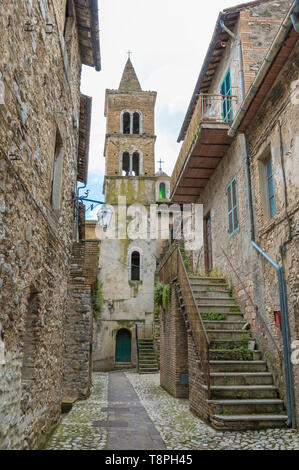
{"left": 115, "top": 329, "right": 131, "bottom": 362}
{"left": 204, "top": 214, "right": 213, "bottom": 274}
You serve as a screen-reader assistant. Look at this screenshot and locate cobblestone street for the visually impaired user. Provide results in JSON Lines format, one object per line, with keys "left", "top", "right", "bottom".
{"left": 46, "top": 372, "right": 299, "bottom": 450}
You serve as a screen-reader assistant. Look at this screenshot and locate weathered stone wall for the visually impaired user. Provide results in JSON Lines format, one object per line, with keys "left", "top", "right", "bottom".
{"left": 0, "top": 0, "right": 82, "bottom": 449}
{"left": 246, "top": 40, "right": 299, "bottom": 423}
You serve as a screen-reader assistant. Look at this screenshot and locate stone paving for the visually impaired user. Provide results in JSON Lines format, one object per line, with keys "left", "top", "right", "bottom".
{"left": 46, "top": 371, "right": 299, "bottom": 450}
{"left": 126, "top": 372, "right": 299, "bottom": 450}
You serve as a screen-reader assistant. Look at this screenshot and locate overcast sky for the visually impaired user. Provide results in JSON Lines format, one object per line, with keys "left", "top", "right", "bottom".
{"left": 81, "top": 0, "right": 250, "bottom": 217}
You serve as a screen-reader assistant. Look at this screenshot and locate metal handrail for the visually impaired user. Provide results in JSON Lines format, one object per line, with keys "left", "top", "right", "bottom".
{"left": 135, "top": 324, "right": 140, "bottom": 371}
{"left": 158, "top": 246, "right": 210, "bottom": 397}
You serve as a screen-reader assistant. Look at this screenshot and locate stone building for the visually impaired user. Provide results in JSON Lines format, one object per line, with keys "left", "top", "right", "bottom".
{"left": 160, "top": 0, "right": 299, "bottom": 430}
{"left": 0, "top": 0, "right": 100, "bottom": 449}
{"left": 93, "top": 59, "right": 171, "bottom": 371}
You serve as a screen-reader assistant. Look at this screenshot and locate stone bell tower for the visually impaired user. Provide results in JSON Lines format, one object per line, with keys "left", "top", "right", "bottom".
{"left": 93, "top": 58, "right": 159, "bottom": 371}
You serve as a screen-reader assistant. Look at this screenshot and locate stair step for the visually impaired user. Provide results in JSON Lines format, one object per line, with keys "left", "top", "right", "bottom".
{"left": 209, "top": 339, "right": 251, "bottom": 349}
{"left": 213, "top": 414, "right": 287, "bottom": 429}
{"left": 203, "top": 321, "right": 246, "bottom": 330}
{"left": 210, "top": 385, "right": 279, "bottom": 399}
{"left": 209, "top": 360, "right": 267, "bottom": 372}
{"left": 207, "top": 330, "right": 251, "bottom": 340}
{"left": 198, "top": 304, "right": 241, "bottom": 313}
{"left": 210, "top": 372, "right": 273, "bottom": 386}
{"left": 195, "top": 290, "right": 232, "bottom": 299}
{"left": 209, "top": 350, "right": 262, "bottom": 361}
{"left": 189, "top": 277, "right": 226, "bottom": 283}
{"left": 208, "top": 398, "right": 284, "bottom": 415}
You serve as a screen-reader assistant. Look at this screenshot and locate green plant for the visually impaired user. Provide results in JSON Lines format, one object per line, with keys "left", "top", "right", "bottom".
{"left": 209, "top": 266, "right": 219, "bottom": 278}
{"left": 162, "top": 284, "right": 171, "bottom": 309}
{"left": 179, "top": 241, "right": 191, "bottom": 271}
{"left": 229, "top": 306, "right": 241, "bottom": 313}
{"left": 92, "top": 278, "right": 104, "bottom": 320}
{"left": 154, "top": 282, "right": 164, "bottom": 308}
{"left": 201, "top": 312, "right": 227, "bottom": 321}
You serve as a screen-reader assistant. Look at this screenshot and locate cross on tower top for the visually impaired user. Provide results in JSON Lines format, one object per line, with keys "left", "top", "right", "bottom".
{"left": 127, "top": 50, "right": 132, "bottom": 59}
{"left": 158, "top": 159, "right": 164, "bottom": 172}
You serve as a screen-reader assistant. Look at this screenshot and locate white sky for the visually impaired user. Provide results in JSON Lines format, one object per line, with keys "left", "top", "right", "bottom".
{"left": 81, "top": 0, "right": 250, "bottom": 213}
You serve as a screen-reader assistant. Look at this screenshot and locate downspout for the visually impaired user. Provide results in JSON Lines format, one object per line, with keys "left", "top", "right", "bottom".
{"left": 220, "top": 19, "right": 246, "bottom": 101}
{"left": 240, "top": 133, "right": 296, "bottom": 428}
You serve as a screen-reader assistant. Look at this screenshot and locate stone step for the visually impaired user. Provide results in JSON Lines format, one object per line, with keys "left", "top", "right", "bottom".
{"left": 197, "top": 304, "right": 241, "bottom": 313}
{"left": 209, "top": 339, "right": 252, "bottom": 349}
{"left": 210, "top": 385, "right": 279, "bottom": 399}
{"left": 195, "top": 290, "right": 232, "bottom": 299}
{"left": 207, "top": 329, "right": 251, "bottom": 341}
{"left": 191, "top": 284, "right": 229, "bottom": 292}
{"left": 210, "top": 372, "right": 273, "bottom": 386}
{"left": 203, "top": 320, "right": 247, "bottom": 330}
{"left": 209, "top": 360, "right": 268, "bottom": 372}
{"left": 209, "top": 349, "right": 262, "bottom": 361}
{"left": 196, "top": 297, "right": 238, "bottom": 306}
{"left": 212, "top": 414, "right": 287, "bottom": 430}
{"left": 208, "top": 399, "right": 285, "bottom": 415}
{"left": 189, "top": 277, "right": 226, "bottom": 284}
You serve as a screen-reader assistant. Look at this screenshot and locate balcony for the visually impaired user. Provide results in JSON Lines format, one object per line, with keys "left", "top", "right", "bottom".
{"left": 171, "top": 94, "right": 237, "bottom": 203}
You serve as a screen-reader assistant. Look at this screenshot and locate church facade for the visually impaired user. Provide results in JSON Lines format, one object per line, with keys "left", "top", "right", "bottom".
{"left": 93, "top": 59, "right": 170, "bottom": 371}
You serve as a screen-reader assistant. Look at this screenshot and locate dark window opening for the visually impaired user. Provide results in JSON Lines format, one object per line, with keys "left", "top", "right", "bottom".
{"left": 64, "top": 0, "right": 74, "bottom": 37}
{"left": 159, "top": 183, "right": 166, "bottom": 199}
{"left": 123, "top": 112, "right": 131, "bottom": 134}
{"left": 122, "top": 152, "right": 130, "bottom": 176}
{"left": 131, "top": 251, "right": 140, "bottom": 281}
{"left": 133, "top": 112, "right": 140, "bottom": 134}
{"left": 132, "top": 152, "right": 140, "bottom": 176}
{"left": 21, "top": 291, "right": 40, "bottom": 382}
{"left": 50, "top": 128, "right": 63, "bottom": 209}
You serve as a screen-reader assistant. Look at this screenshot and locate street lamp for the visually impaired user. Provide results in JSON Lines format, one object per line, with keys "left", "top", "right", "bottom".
{"left": 97, "top": 205, "right": 113, "bottom": 231}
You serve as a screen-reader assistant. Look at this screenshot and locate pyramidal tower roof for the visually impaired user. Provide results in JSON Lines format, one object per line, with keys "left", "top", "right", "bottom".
{"left": 118, "top": 58, "right": 142, "bottom": 93}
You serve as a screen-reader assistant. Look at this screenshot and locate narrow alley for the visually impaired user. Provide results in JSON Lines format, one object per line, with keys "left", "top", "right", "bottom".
{"left": 45, "top": 372, "right": 299, "bottom": 450}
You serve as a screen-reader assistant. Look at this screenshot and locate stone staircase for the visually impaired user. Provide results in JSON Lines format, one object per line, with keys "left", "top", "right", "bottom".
{"left": 138, "top": 339, "right": 159, "bottom": 374}
{"left": 181, "top": 276, "right": 287, "bottom": 430}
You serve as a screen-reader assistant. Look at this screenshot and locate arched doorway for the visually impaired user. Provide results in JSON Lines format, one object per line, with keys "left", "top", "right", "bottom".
{"left": 115, "top": 329, "right": 131, "bottom": 362}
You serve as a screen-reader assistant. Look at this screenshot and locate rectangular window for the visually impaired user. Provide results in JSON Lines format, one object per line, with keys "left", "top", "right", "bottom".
{"left": 266, "top": 158, "right": 276, "bottom": 218}
{"left": 226, "top": 177, "right": 239, "bottom": 236}
{"left": 220, "top": 68, "right": 233, "bottom": 123}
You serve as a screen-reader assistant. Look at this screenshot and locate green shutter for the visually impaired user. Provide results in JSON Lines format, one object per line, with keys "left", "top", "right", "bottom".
{"left": 226, "top": 177, "right": 239, "bottom": 236}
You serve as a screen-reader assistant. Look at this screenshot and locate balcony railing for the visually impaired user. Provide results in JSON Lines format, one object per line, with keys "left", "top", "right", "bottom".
{"left": 171, "top": 94, "right": 237, "bottom": 193}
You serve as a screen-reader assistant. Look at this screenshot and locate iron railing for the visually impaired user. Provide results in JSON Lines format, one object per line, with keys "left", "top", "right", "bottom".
{"left": 159, "top": 246, "right": 210, "bottom": 397}
{"left": 171, "top": 93, "right": 237, "bottom": 194}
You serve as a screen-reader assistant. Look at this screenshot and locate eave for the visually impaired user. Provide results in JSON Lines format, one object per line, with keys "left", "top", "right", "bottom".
{"left": 77, "top": 94, "right": 92, "bottom": 184}
{"left": 75, "top": 0, "right": 101, "bottom": 71}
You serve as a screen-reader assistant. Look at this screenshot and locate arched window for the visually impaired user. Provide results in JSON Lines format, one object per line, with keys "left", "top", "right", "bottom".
{"left": 122, "top": 152, "right": 130, "bottom": 175}
{"left": 123, "top": 112, "right": 131, "bottom": 134}
{"left": 132, "top": 152, "right": 140, "bottom": 176}
{"left": 131, "top": 251, "right": 140, "bottom": 281}
{"left": 159, "top": 183, "right": 166, "bottom": 199}
{"left": 133, "top": 112, "right": 140, "bottom": 134}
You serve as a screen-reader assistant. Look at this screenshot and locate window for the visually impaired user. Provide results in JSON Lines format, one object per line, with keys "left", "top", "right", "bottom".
{"left": 132, "top": 152, "right": 140, "bottom": 176}
{"left": 266, "top": 158, "right": 276, "bottom": 218}
{"left": 50, "top": 128, "right": 63, "bottom": 210}
{"left": 133, "top": 112, "right": 140, "bottom": 134}
{"left": 131, "top": 251, "right": 140, "bottom": 281}
{"left": 123, "top": 112, "right": 131, "bottom": 134}
{"left": 226, "top": 177, "right": 239, "bottom": 236}
{"left": 159, "top": 183, "right": 166, "bottom": 199}
{"left": 220, "top": 68, "right": 233, "bottom": 123}
{"left": 122, "top": 152, "right": 130, "bottom": 176}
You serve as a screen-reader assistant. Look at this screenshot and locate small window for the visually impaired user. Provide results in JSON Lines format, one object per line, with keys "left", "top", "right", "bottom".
{"left": 122, "top": 152, "right": 130, "bottom": 176}
{"left": 123, "top": 112, "right": 131, "bottom": 134}
{"left": 131, "top": 251, "right": 140, "bottom": 281}
{"left": 22, "top": 291, "right": 39, "bottom": 382}
{"left": 220, "top": 68, "right": 233, "bottom": 123}
{"left": 50, "top": 128, "right": 63, "bottom": 210}
{"left": 132, "top": 152, "right": 140, "bottom": 176}
{"left": 226, "top": 177, "right": 239, "bottom": 236}
{"left": 159, "top": 183, "right": 166, "bottom": 199}
{"left": 133, "top": 112, "right": 140, "bottom": 134}
{"left": 266, "top": 158, "right": 276, "bottom": 218}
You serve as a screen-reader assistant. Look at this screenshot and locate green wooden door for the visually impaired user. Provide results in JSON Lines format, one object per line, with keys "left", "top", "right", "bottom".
{"left": 115, "top": 329, "right": 131, "bottom": 362}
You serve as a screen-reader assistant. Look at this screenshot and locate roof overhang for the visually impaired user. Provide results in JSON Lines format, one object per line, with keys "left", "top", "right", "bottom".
{"left": 228, "top": 0, "right": 299, "bottom": 136}
{"left": 75, "top": 0, "right": 101, "bottom": 71}
{"left": 77, "top": 94, "right": 92, "bottom": 184}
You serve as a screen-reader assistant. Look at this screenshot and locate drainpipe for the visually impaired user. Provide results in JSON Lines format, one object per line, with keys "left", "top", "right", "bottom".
{"left": 240, "top": 133, "right": 296, "bottom": 428}
{"left": 220, "top": 19, "right": 245, "bottom": 101}
{"left": 290, "top": 0, "right": 299, "bottom": 32}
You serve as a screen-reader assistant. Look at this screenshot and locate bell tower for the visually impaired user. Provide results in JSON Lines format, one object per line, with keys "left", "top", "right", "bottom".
{"left": 94, "top": 59, "right": 160, "bottom": 372}
{"left": 104, "top": 58, "right": 157, "bottom": 203}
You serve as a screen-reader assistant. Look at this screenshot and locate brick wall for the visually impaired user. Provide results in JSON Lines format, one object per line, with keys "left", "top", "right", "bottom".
{"left": 160, "top": 289, "right": 189, "bottom": 398}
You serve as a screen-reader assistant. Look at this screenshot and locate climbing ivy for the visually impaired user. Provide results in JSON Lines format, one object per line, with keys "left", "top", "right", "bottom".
{"left": 154, "top": 281, "right": 171, "bottom": 314}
